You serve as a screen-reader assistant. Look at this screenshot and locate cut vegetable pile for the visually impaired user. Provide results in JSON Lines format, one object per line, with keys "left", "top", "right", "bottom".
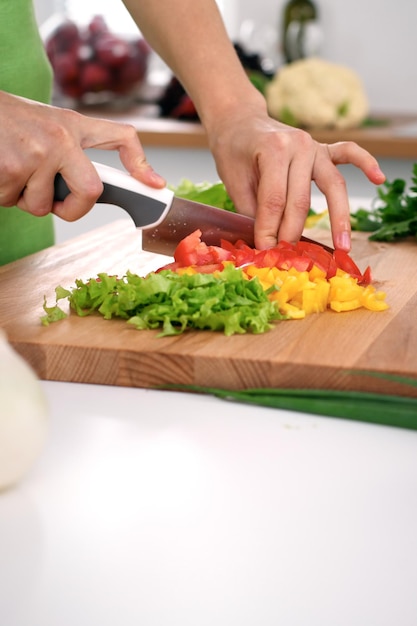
{"left": 158, "top": 229, "right": 388, "bottom": 319}
{"left": 40, "top": 222, "right": 417, "bottom": 431}
{"left": 42, "top": 228, "right": 388, "bottom": 334}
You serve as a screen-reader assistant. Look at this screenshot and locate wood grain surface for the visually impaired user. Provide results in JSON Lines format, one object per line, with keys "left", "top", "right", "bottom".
{"left": 1, "top": 220, "right": 416, "bottom": 397}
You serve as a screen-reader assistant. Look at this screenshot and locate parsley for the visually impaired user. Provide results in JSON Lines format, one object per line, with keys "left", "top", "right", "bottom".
{"left": 351, "top": 163, "right": 417, "bottom": 242}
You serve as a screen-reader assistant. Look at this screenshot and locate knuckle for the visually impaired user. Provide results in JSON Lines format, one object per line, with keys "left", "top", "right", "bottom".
{"left": 0, "top": 194, "right": 18, "bottom": 208}
{"left": 291, "top": 193, "right": 312, "bottom": 215}
{"left": 82, "top": 177, "right": 104, "bottom": 202}
{"left": 261, "top": 191, "right": 287, "bottom": 215}
{"left": 330, "top": 169, "right": 347, "bottom": 188}
{"left": 29, "top": 204, "right": 50, "bottom": 217}
{"left": 278, "top": 127, "right": 313, "bottom": 150}
{"left": 293, "top": 128, "right": 315, "bottom": 148}
{"left": 117, "top": 122, "right": 139, "bottom": 145}
{"left": 1, "top": 158, "right": 22, "bottom": 182}
{"left": 338, "top": 140, "right": 358, "bottom": 152}
{"left": 26, "top": 122, "right": 75, "bottom": 163}
{"left": 0, "top": 161, "right": 24, "bottom": 206}
{"left": 46, "top": 121, "right": 74, "bottom": 149}
{"left": 123, "top": 123, "right": 139, "bottom": 140}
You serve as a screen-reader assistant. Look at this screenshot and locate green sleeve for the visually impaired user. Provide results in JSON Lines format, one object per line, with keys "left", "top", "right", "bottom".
{"left": 0, "top": 0, "right": 55, "bottom": 265}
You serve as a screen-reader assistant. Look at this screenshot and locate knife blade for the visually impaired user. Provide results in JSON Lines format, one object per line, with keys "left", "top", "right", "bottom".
{"left": 54, "top": 161, "right": 333, "bottom": 256}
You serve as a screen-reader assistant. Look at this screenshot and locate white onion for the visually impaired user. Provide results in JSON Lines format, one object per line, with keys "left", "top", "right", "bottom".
{"left": 0, "top": 329, "right": 49, "bottom": 491}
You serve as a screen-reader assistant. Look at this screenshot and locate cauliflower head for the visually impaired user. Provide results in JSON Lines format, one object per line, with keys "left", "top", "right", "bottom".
{"left": 266, "top": 57, "right": 369, "bottom": 129}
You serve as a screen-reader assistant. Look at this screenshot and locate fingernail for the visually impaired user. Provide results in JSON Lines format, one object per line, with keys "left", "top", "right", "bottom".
{"left": 376, "top": 167, "right": 386, "bottom": 182}
{"left": 140, "top": 169, "right": 165, "bottom": 187}
{"left": 370, "top": 165, "right": 386, "bottom": 183}
{"left": 336, "top": 230, "right": 351, "bottom": 251}
{"left": 148, "top": 168, "right": 166, "bottom": 186}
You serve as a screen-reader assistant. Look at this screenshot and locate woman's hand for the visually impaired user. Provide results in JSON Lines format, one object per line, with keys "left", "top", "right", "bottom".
{"left": 207, "top": 103, "right": 386, "bottom": 251}
{"left": 122, "top": 0, "right": 385, "bottom": 252}
{"left": 0, "top": 90, "right": 165, "bottom": 221}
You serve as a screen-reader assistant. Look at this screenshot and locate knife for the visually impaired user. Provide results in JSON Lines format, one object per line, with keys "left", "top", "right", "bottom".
{"left": 54, "top": 161, "right": 333, "bottom": 256}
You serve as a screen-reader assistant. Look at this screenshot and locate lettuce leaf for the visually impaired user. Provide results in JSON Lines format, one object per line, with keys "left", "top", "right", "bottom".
{"left": 171, "top": 179, "right": 236, "bottom": 212}
{"left": 42, "top": 266, "right": 284, "bottom": 336}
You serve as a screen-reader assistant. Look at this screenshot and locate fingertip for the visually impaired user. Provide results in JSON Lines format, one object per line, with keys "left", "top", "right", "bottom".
{"left": 254, "top": 232, "right": 278, "bottom": 250}
{"left": 119, "top": 149, "right": 166, "bottom": 188}
{"left": 133, "top": 163, "right": 166, "bottom": 189}
{"left": 334, "top": 230, "right": 351, "bottom": 252}
{"left": 145, "top": 167, "right": 166, "bottom": 188}
{"left": 369, "top": 165, "right": 386, "bottom": 185}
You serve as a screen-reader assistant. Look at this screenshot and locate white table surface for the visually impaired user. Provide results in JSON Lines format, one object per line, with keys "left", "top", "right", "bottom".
{"left": 1, "top": 380, "right": 417, "bottom": 626}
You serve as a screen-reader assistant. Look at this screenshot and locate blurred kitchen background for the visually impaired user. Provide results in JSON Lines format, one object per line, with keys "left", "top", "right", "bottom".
{"left": 33, "top": 0, "right": 417, "bottom": 243}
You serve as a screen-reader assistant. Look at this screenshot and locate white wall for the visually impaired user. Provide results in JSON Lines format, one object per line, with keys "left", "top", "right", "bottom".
{"left": 238, "top": 0, "right": 417, "bottom": 114}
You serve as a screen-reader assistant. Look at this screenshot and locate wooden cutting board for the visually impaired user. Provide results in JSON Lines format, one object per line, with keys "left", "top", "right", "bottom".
{"left": 1, "top": 220, "right": 417, "bottom": 398}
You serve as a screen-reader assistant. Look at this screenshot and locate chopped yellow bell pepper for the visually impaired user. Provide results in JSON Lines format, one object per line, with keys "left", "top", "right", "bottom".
{"left": 360, "top": 285, "right": 390, "bottom": 311}
{"left": 175, "top": 258, "right": 388, "bottom": 320}
{"left": 177, "top": 266, "right": 197, "bottom": 276}
{"left": 242, "top": 262, "right": 388, "bottom": 319}
{"left": 330, "top": 299, "right": 362, "bottom": 312}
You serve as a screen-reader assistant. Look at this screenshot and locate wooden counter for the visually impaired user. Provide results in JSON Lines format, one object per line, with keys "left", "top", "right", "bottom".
{"left": 78, "top": 103, "right": 417, "bottom": 158}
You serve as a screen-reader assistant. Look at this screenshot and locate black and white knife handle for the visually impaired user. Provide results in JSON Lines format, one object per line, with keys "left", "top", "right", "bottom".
{"left": 53, "top": 161, "right": 174, "bottom": 228}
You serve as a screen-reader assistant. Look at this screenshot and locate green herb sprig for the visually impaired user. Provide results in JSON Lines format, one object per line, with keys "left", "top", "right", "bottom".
{"left": 351, "top": 162, "right": 417, "bottom": 242}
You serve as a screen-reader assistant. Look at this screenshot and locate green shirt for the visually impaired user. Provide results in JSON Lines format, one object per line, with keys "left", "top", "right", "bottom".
{"left": 0, "top": 0, "right": 55, "bottom": 265}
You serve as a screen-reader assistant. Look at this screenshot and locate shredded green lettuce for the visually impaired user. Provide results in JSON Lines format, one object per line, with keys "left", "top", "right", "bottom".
{"left": 41, "top": 265, "right": 284, "bottom": 336}
{"left": 170, "top": 179, "right": 236, "bottom": 212}
{"left": 41, "top": 295, "right": 69, "bottom": 324}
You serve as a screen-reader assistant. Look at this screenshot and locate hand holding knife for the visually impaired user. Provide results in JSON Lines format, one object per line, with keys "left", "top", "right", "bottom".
{"left": 54, "top": 161, "right": 333, "bottom": 256}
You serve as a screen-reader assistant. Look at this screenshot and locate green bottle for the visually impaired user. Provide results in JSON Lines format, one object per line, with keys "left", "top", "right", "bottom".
{"left": 282, "top": 0, "right": 322, "bottom": 63}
